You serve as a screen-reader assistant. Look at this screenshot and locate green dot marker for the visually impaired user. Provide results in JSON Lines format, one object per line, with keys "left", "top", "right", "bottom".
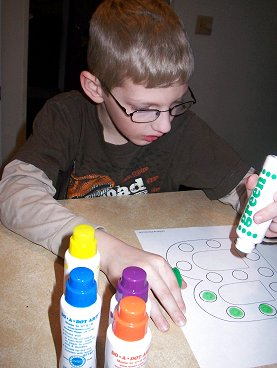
{"left": 227, "top": 306, "right": 245, "bottom": 319}
{"left": 172, "top": 267, "right": 182, "bottom": 288}
{"left": 200, "top": 290, "right": 217, "bottom": 302}
{"left": 259, "top": 303, "right": 276, "bottom": 316}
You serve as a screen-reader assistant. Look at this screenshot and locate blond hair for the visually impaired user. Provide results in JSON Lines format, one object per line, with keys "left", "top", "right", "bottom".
{"left": 87, "top": 0, "right": 194, "bottom": 90}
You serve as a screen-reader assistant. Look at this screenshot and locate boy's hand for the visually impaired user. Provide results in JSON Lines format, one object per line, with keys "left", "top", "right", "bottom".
{"left": 246, "top": 174, "right": 277, "bottom": 238}
{"left": 95, "top": 229, "right": 186, "bottom": 332}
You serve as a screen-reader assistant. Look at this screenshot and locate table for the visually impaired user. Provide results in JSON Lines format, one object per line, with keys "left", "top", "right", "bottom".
{"left": 0, "top": 191, "right": 276, "bottom": 368}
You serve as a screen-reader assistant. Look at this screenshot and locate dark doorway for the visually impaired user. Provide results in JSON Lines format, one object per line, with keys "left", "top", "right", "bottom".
{"left": 27, "top": 0, "right": 101, "bottom": 137}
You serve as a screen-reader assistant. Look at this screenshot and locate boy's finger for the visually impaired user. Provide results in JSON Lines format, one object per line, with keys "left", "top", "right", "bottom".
{"left": 150, "top": 277, "right": 186, "bottom": 328}
{"left": 149, "top": 296, "right": 170, "bottom": 332}
{"left": 169, "top": 267, "right": 186, "bottom": 312}
{"left": 254, "top": 201, "right": 277, "bottom": 224}
{"left": 245, "top": 174, "right": 258, "bottom": 191}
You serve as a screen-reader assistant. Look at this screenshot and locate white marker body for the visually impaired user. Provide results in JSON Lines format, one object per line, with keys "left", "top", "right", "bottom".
{"left": 236, "top": 155, "right": 277, "bottom": 253}
{"left": 104, "top": 324, "right": 152, "bottom": 368}
{"left": 59, "top": 293, "right": 101, "bottom": 368}
{"left": 64, "top": 249, "right": 100, "bottom": 284}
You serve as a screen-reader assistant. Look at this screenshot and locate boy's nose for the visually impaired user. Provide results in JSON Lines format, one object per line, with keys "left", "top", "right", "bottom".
{"left": 151, "top": 112, "right": 172, "bottom": 134}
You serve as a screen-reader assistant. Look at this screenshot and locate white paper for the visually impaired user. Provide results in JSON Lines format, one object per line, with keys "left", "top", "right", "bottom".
{"left": 136, "top": 226, "right": 277, "bottom": 368}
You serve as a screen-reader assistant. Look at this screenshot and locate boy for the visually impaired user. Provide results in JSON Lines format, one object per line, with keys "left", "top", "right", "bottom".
{"left": 0, "top": 0, "right": 276, "bottom": 333}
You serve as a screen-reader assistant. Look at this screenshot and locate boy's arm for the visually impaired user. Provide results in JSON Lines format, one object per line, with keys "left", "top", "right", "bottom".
{"left": 0, "top": 159, "right": 187, "bottom": 331}
{"left": 218, "top": 167, "right": 256, "bottom": 213}
{"left": 0, "top": 159, "right": 101, "bottom": 257}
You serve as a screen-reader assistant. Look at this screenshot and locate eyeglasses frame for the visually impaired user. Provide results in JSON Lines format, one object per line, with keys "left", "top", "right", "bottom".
{"left": 106, "top": 86, "right": 196, "bottom": 123}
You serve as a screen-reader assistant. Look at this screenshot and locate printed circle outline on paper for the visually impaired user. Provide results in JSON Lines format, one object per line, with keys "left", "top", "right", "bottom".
{"left": 269, "top": 282, "right": 277, "bottom": 292}
{"left": 232, "top": 270, "right": 248, "bottom": 280}
{"left": 200, "top": 290, "right": 217, "bottom": 303}
{"left": 246, "top": 252, "right": 260, "bottom": 261}
{"left": 178, "top": 242, "right": 194, "bottom": 252}
{"left": 258, "top": 267, "right": 274, "bottom": 277}
{"left": 206, "top": 272, "right": 223, "bottom": 283}
{"left": 227, "top": 306, "right": 245, "bottom": 319}
{"left": 259, "top": 303, "right": 277, "bottom": 316}
{"left": 206, "top": 239, "right": 221, "bottom": 248}
{"left": 176, "top": 260, "right": 192, "bottom": 272}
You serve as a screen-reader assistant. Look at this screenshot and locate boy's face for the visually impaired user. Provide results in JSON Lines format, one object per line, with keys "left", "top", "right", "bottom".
{"left": 101, "top": 79, "right": 188, "bottom": 146}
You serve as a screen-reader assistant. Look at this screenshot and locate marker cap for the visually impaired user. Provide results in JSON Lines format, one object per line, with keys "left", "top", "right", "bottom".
{"left": 236, "top": 238, "right": 256, "bottom": 254}
{"left": 116, "top": 266, "right": 149, "bottom": 302}
{"left": 172, "top": 267, "right": 183, "bottom": 288}
{"left": 65, "top": 267, "right": 97, "bottom": 307}
{"left": 113, "top": 296, "right": 148, "bottom": 341}
{"left": 69, "top": 224, "right": 97, "bottom": 259}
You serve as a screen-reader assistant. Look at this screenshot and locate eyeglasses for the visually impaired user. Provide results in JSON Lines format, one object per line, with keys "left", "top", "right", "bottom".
{"left": 107, "top": 87, "right": 196, "bottom": 123}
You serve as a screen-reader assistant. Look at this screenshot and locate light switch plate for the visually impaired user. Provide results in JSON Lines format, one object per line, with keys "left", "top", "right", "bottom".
{"left": 195, "top": 15, "right": 213, "bottom": 35}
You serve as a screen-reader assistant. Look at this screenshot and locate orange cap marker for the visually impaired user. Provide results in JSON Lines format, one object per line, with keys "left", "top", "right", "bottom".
{"left": 113, "top": 295, "right": 148, "bottom": 341}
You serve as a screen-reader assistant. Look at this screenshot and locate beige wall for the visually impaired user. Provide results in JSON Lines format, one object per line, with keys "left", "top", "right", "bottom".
{"left": 173, "top": 0, "right": 277, "bottom": 170}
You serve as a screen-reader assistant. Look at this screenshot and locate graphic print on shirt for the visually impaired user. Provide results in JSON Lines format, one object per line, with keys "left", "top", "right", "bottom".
{"left": 66, "top": 166, "right": 161, "bottom": 199}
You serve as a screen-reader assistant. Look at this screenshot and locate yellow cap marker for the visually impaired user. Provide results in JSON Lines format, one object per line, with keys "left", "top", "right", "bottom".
{"left": 70, "top": 224, "right": 97, "bottom": 259}
{"left": 64, "top": 224, "right": 100, "bottom": 286}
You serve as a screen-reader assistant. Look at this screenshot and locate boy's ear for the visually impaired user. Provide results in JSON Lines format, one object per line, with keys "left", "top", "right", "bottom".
{"left": 80, "top": 71, "right": 104, "bottom": 103}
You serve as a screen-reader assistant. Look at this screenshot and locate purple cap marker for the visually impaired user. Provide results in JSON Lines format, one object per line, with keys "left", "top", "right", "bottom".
{"left": 115, "top": 266, "right": 149, "bottom": 303}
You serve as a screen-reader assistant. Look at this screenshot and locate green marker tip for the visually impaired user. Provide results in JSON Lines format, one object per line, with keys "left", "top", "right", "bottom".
{"left": 172, "top": 267, "right": 182, "bottom": 288}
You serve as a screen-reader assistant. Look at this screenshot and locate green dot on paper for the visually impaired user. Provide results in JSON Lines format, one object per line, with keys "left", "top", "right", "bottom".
{"left": 200, "top": 290, "right": 217, "bottom": 302}
{"left": 259, "top": 303, "right": 276, "bottom": 316}
{"left": 272, "top": 174, "right": 277, "bottom": 180}
{"left": 227, "top": 306, "right": 245, "bottom": 319}
{"left": 266, "top": 171, "right": 271, "bottom": 177}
